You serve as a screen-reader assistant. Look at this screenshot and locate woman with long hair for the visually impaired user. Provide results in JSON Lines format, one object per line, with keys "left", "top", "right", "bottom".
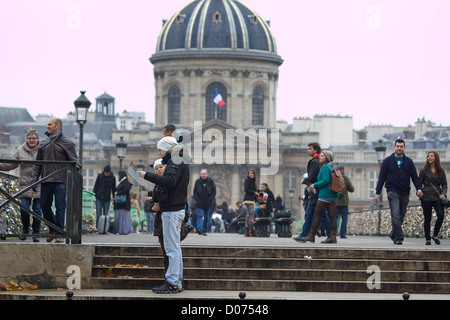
{"left": 243, "top": 169, "right": 259, "bottom": 237}
{"left": 419, "top": 151, "right": 447, "bottom": 245}
{"left": 300, "top": 150, "right": 339, "bottom": 243}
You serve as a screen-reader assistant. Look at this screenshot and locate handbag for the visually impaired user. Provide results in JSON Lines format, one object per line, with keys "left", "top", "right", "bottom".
{"left": 430, "top": 183, "right": 450, "bottom": 208}
{"left": 114, "top": 194, "right": 127, "bottom": 205}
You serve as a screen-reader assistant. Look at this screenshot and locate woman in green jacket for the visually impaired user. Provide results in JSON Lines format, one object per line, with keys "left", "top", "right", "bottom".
{"left": 300, "top": 150, "right": 339, "bottom": 243}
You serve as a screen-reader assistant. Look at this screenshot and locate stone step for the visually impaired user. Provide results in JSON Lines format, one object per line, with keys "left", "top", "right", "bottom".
{"left": 93, "top": 255, "right": 450, "bottom": 272}
{"left": 91, "top": 245, "right": 450, "bottom": 293}
{"left": 94, "top": 245, "right": 450, "bottom": 261}
{"left": 89, "top": 277, "right": 450, "bottom": 294}
{"left": 91, "top": 266, "right": 450, "bottom": 282}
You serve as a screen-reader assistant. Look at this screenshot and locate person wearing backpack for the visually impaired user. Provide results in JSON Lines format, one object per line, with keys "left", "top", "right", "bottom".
{"left": 294, "top": 142, "right": 331, "bottom": 242}
{"left": 335, "top": 166, "right": 354, "bottom": 239}
{"left": 300, "top": 150, "right": 339, "bottom": 244}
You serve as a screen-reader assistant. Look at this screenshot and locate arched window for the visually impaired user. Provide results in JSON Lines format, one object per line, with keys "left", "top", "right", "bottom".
{"left": 252, "top": 86, "right": 264, "bottom": 126}
{"left": 168, "top": 85, "right": 181, "bottom": 124}
{"left": 206, "top": 82, "right": 227, "bottom": 122}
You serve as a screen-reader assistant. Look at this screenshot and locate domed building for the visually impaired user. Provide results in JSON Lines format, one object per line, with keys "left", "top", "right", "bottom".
{"left": 108, "top": 0, "right": 311, "bottom": 221}
{"left": 150, "top": 0, "right": 283, "bottom": 129}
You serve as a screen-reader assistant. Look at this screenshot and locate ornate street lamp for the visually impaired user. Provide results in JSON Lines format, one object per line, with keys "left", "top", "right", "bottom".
{"left": 288, "top": 188, "right": 295, "bottom": 210}
{"left": 136, "top": 160, "right": 145, "bottom": 173}
{"left": 375, "top": 139, "right": 387, "bottom": 164}
{"left": 116, "top": 136, "right": 128, "bottom": 169}
{"left": 74, "top": 91, "right": 91, "bottom": 166}
{"left": 374, "top": 139, "right": 386, "bottom": 235}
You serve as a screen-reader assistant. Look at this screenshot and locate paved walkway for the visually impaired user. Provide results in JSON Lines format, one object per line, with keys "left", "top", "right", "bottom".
{"left": 82, "top": 231, "right": 450, "bottom": 250}
{"left": 1, "top": 233, "right": 449, "bottom": 301}
{"left": 2, "top": 229, "right": 449, "bottom": 249}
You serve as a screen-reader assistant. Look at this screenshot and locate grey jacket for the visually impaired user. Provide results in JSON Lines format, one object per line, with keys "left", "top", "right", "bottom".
{"left": 0, "top": 141, "right": 41, "bottom": 198}
{"left": 32, "top": 130, "right": 78, "bottom": 184}
{"left": 419, "top": 168, "right": 448, "bottom": 202}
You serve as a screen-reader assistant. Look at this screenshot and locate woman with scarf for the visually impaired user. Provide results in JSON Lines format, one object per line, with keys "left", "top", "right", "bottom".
{"left": 300, "top": 150, "right": 339, "bottom": 244}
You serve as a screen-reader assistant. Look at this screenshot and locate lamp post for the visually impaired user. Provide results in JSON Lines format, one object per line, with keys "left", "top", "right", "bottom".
{"left": 374, "top": 139, "right": 386, "bottom": 235}
{"left": 116, "top": 136, "right": 128, "bottom": 169}
{"left": 74, "top": 91, "right": 91, "bottom": 167}
{"left": 288, "top": 189, "right": 294, "bottom": 211}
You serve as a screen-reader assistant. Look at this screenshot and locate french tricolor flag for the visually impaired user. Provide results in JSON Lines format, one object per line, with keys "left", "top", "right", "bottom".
{"left": 214, "top": 90, "right": 226, "bottom": 107}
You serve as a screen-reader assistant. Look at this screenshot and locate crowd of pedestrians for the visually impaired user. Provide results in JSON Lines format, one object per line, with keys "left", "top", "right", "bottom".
{"left": 1, "top": 117, "right": 448, "bottom": 295}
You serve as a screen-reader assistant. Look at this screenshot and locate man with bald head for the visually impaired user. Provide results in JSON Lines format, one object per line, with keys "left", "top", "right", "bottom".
{"left": 32, "top": 117, "right": 78, "bottom": 243}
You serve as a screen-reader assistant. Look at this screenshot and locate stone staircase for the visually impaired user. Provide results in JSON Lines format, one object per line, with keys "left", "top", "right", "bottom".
{"left": 90, "top": 245, "right": 450, "bottom": 294}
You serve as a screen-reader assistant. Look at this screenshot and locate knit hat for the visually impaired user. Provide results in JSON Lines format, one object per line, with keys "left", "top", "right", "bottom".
{"left": 153, "top": 159, "right": 164, "bottom": 171}
{"left": 322, "top": 150, "right": 335, "bottom": 163}
{"left": 157, "top": 136, "right": 178, "bottom": 151}
{"left": 103, "top": 165, "right": 111, "bottom": 173}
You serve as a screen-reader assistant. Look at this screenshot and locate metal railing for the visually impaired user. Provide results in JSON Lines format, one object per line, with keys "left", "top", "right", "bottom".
{"left": 0, "top": 159, "right": 83, "bottom": 244}
{"left": 348, "top": 205, "right": 450, "bottom": 239}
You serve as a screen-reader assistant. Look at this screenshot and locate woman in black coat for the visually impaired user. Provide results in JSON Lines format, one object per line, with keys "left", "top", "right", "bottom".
{"left": 113, "top": 170, "right": 133, "bottom": 235}
{"left": 419, "top": 151, "right": 447, "bottom": 245}
{"left": 243, "top": 169, "right": 259, "bottom": 236}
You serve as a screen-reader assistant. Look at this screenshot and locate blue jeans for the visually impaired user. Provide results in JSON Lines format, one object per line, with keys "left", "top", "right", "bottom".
{"left": 196, "top": 207, "right": 210, "bottom": 234}
{"left": 335, "top": 206, "right": 348, "bottom": 238}
{"left": 145, "top": 211, "right": 154, "bottom": 232}
{"left": 387, "top": 191, "right": 409, "bottom": 242}
{"left": 162, "top": 209, "right": 184, "bottom": 288}
{"left": 95, "top": 199, "right": 111, "bottom": 226}
{"left": 40, "top": 182, "right": 67, "bottom": 235}
{"left": 20, "top": 198, "right": 42, "bottom": 233}
{"left": 300, "top": 201, "right": 331, "bottom": 237}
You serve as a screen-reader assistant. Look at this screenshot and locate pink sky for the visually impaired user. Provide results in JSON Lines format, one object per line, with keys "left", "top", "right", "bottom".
{"left": 1, "top": 0, "right": 449, "bottom": 130}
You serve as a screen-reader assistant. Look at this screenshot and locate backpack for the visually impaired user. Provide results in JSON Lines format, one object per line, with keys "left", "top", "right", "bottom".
{"left": 329, "top": 167, "right": 346, "bottom": 192}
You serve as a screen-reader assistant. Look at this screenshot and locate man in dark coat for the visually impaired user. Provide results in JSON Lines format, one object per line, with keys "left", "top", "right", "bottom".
{"left": 375, "top": 139, "right": 422, "bottom": 244}
{"left": 93, "top": 165, "right": 116, "bottom": 226}
{"left": 193, "top": 169, "right": 216, "bottom": 235}
{"left": 138, "top": 136, "right": 190, "bottom": 294}
{"left": 31, "top": 117, "right": 78, "bottom": 243}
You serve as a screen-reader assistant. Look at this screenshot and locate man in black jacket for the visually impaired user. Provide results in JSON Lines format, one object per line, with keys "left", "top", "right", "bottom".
{"left": 294, "top": 142, "right": 331, "bottom": 241}
{"left": 375, "top": 139, "right": 422, "bottom": 244}
{"left": 93, "top": 165, "right": 116, "bottom": 228}
{"left": 138, "top": 136, "right": 190, "bottom": 294}
{"left": 193, "top": 169, "right": 216, "bottom": 235}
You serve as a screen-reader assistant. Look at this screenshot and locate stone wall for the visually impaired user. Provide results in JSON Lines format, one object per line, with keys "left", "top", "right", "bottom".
{"left": 0, "top": 244, "right": 94, "bottom": 289}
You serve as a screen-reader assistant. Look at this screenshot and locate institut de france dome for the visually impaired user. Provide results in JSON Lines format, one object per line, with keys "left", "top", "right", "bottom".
{"left": 149, "top": 0, "right": 283, "bottom": 129}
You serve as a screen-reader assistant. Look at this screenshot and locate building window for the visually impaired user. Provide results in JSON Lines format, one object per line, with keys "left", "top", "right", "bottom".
{"left": 252, "top": 86, "right": 264, "bottom": 126}
{"left": 206, "top": 82, "right": 227, "bottom": 122}
{"left": 284, "top": 170, "right": 297, "bottom": 191}
{"left": 368, "top": 170, "right": 378, "bottom": 199}
{"left": 168, "top": 85, "right": 181, "bottom": 124}
{"left": 213, "top": 11, "right": 222, "bottom": 24}
{"left": 83, "top": 168, "right": 95, "bottom": 191}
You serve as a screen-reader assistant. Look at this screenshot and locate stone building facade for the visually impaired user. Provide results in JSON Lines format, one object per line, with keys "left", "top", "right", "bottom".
{"left": 2, "top": 1, "right": 449, "bottom": 221}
